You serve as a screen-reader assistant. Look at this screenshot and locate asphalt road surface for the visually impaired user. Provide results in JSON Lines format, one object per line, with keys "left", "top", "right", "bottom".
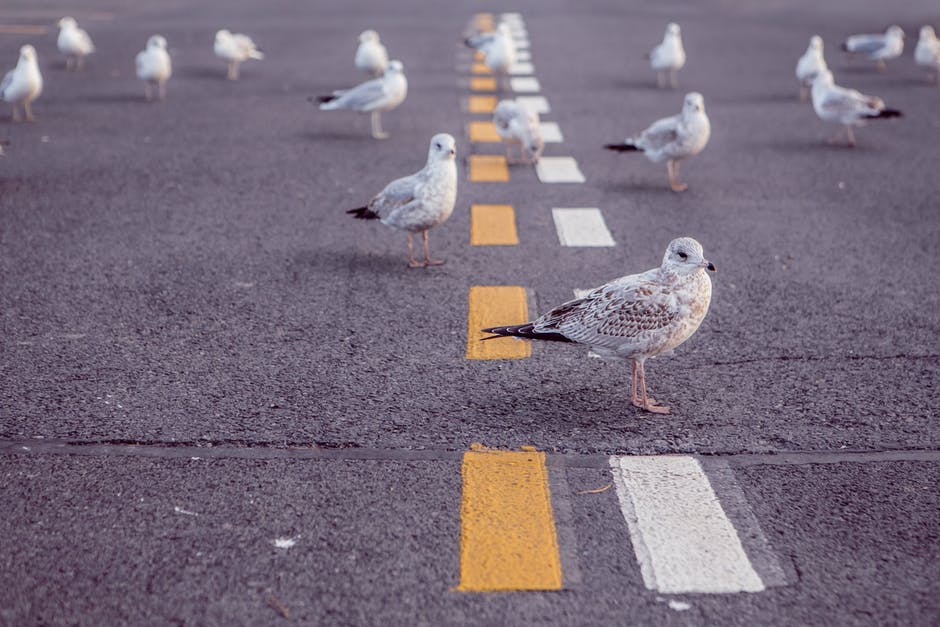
{"left": 1, "top": 0, "right": 938, "bottom": 624}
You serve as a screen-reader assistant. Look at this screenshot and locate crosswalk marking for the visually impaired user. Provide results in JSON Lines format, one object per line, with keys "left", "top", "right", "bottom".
{"left": 471, "top": 62, "right": 491, "bottom": 75}
{"left": 458, "top": 446, "right": 562, "bottom": 591}
{"left": 536, "top": 157, "right": 586, "bottom": 183}
{"left": 470, "top": 77, "right": 496, "bottom": 92}
{"left": 466, "top": 286, "right": 530, "bottom": 359}
{"left": 510, "top": 77, "right": 541, "bottom": 93}
{"left": 467, "top": 121, "right": 501, "bottom": 143}
{"left": 510, "top": 62, "right": 535, "bottom": 75}
{"left": 515, "top": 96, "right": 549, "bottom": 114}
{"left": 471, "top": 205, "right": 519, "bottom": 245}
{"left": 552, "top": 208, "right": 616, "bottom": 247}
{"left": 467, "top": 96, "right": 497, "bottom": 114}
{"left": 468, "top": 155, "right": 509, "bottom": 182}
{"left": 539, "top": 122, "right": 564, "bottom": 143}
{"left": 610, "top": 456, "right": 766, "bottom": 594}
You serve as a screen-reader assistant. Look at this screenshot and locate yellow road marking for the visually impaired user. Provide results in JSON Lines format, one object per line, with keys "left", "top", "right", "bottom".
{"left": 468, "top": 121, "right": 501, "bottom": 143}
{"left": 471, "top": 62, "right": 492, "bottom": 75}
{"left": 468, "top": 155, "right": 509, "bottom": 182}
{"left": 471, "top": 205, "right": 518, "bottom": 246}
{"left": 466, "top": 286, "right": 530, "bottom": 359}
{"left": 458, "top": 445, "right": 562, "bottom": 591}
{"left": 470, "top": 77, "right": 496, "bottom": 92}
{"left": 474, "top": 14, "right": 495, "bottom": 32}
{"left": 473, "top": 51, "right": 485, "bottom": 62}
{"left": 0, "top": 25, "right": 49, "bottom": 35}
{"left": 467, "top": 96, "right": 497, "bottom": 114}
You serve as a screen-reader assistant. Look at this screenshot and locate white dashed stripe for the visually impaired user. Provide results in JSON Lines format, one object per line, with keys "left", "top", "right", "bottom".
{"left": 510, "top": 62, "right": 535, "bottom": 75}
{"left": 510, "top": 77, "right": 540, "bottom": 93}
{"left": 515, "top": 50, "right": 532, "bottom": 62}
{"left": 516, "top": 96, "right": 549, "bottom": 114}
{"left": 539, "top": 122, "right": 563, "bottom": 143}
{"left": 536, "top": 157, "right": 585, "bottom": 183}
{"left": 609, "top": 455, "right": 766, "bottom": 594}
{"left": 552, "top": 208, "right": 615, "bottom": 247}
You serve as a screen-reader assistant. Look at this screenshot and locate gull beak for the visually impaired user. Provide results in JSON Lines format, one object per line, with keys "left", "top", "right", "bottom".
{"left": 704, "top": 260, "right": 717, "bottom": 272}
{"left": 449, "top": 148, "right": 456, "bottom": 157}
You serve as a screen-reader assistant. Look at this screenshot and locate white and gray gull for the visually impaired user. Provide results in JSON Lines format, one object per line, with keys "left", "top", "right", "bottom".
{"left": 347, "top": 133, "right": 457, "bottom": 268}
{"left": 841, "top": 25, "right": 904, "bottom": 71}
{"left": 811, "top": 69, "right": 901, "bottom": 147}
{"left": 604, "top": 92, "right": 710, "bottom": 192}
{"left": 315, "top": 59, "right": 407, "bottom": 139}
{"left": 914, "top": 25, "right": 940, "bottom": 82}
{"left": 135, "top": 35, "right": 172, "bottom": 101}
{"left": 355, "top": 30, "right": 388, "bottom": 77}
{"left": 796, "top": 35, "right": 827, "bottom": 101}
{"left": 483, "top": 237, "right": 716, "bottom": 415}
{"left": 648, "top": 22, "right": 686, "bottom": 88}
{"left": 1, "top": 45, "right": 43, "bottom": 121}
{"left": 214, "top": 30, "right": 264, "bottom": 80}
{"left": 464, "top": 22, "right": 516, "bottom": 90}
{"left": 56, "top": 17, "right": 95, "bottom": 71}
{"left": 493, "top": 99, "right": 543, "bottom": 164}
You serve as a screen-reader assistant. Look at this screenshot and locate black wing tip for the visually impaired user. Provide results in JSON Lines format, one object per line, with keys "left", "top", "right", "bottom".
{"left": 480, "top": 324, "right": 574, "bottom": 343}
{"left": 346, "top": 206, "right": 379, "bottom": 220}
{"left": 604, "top": 143, "right": 639, "bottom": 152}
{"left": 840, "top": 42, "right": 850, "bottom": 51}
{"left": 874, "top": 108, "right": 902, "bottom": 119}
{"left": 310, "top": 95, "right": 335, "bottom": 105}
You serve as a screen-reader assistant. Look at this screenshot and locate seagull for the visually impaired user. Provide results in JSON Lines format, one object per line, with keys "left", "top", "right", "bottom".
{"left": 841, "top": 25, "right": 904, "bottom": 71}
{"left": 346, "top": 133, "right": 457, "bottom": 268}
{"left": 135, "top": 35, "right": 172, "bottom": 101}
{"left": 493, "top": 99, "right": 543, "bottom": 164}
{"left": 355, "top": 30, "right": 388, "bottom": 77}
{"left": 315, "top": 59, "right": 407, "bottom": 139}
{"left": 464, "top": 22, "right": 516, "bottom": 89}
{"left": 811, "top": 69, "right": 902, "bottom": 147}
{"left": 796, "top": 35, "right": 828, "bottom": 101}
{"left": 214, "top": 30, "right": 264, "bottom": 80}
{"left": 604, "top": 92, "right": 710, "bottom": 192}
{"left": 648, "top": 23, "right": 686, "bottom": 88}
{"left": 483, "top": 237, "right": 716, "bottom": 415}
{"left": 1, "top": 45, "right": 43, "bottom": 122}
{"left": 56, "top": 17, "right": 95, "bottom": 71}
{"left": 914, "top": 25, "right": 940, "bottom": 82}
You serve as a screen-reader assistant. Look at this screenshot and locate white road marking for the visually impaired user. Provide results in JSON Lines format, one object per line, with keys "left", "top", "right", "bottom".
{"left": 552, "top": 208, "right": 615, "bottom": 247}
{"left": 609, "top": 455, "right": 766, "bottom": 594}
{"left": 511, "top": 77, "right": 540, "bottom": 92}
{"left": 510, "top": 62, "right": 535, "bottom": 75}
{"left": 515, "top": 50, "right": 532, "bottom": 62}
{"left": 514, "top": 39, "right": 531, "bottom": 50}
{"left": 539, "top": 122, "right": 564, "bottom": 143}
{"left": 274, "top": 536, "right": 299, "bottom": 549}
{"left": 174, "top": 506, "right": 199, "bottom": 516}
{"left": 516, "top": 96, "right": 549, "bottom": 114}
{"left": 536, "top": 157, "right": 585, "bottom": 183}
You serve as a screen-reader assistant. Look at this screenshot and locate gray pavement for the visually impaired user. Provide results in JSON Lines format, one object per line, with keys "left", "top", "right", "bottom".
{"left": 1, "top": 0, "right": 939, "bottom": 624}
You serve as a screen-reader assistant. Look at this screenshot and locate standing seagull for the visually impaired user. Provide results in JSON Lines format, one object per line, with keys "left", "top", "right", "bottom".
{"left": 1, "top": 45, "right": 43, "bottom": 122}
{"left": 346, "top": 134, "right": 457, "bottom": 268}
{"left": 316, "top": 59, "right": 407, "bottom": 139}
{"left": 811, "top": 70, "right": 902, "bottom": 147}
{"left": 493, "top": 99, "right": 543, "bottom": 164}
{"left": 355, "top": 30, "right": 388, "bottom": 77}
{"left": 56, "top": 17, "right": 95, "bottom": 71}
{"left": 135, "top": 35, "right": 172, "bottom": 101}
{"left": 464, "top": 22, "right": 516, "bottom": 90}
{"left": 604, "top": 92, "right": 710, "bottom": 192}
{"left": 214, "top": 30, "right": 264, "bottom": 80}
{"left": 914, "top": 25, "right": 940, "bottom": 82}
{"left": 483, "top": 237, "right": 716, "bottom": 415}
{"left": 796, "top": 35, "right": 828, "bottom": 101}
{"left": 648, "top": 23, "right": 686, "bottom": 88}
{"left": 841, "top": 25, "right": 904, "bottom": 71}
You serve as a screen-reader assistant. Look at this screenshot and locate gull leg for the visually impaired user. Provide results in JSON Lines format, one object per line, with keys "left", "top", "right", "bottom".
{"left": 144, "top": 82, "right": 153, "bottom": 101}
{"left": 24, "top": 100, "right": 34, "bottom": 122}
{"left": 66, "top": 56, "right": 74, "bottom": 71}
{"left": 656, "top": 71, "right": 665, "bottom": 88}
{"left": 227, "top": 62, "right": 236, "bottom": 80}
{"left": 875, "top": 59, "right": 886, "bottom": 73}
{"left": 667, "top": 160, "right": 688, "bottom": 192}
{"left": 406, "top": 233, "right": 423, "bottom": 268}
{"left": 799, "top": 84, "right": 808, "bottom": 101}
{"left": 845, "top": 125, "right": 856, "bottom": 148}
{"left": 77, "top": 55, "right": 84, "bottom": 71}
{"left": 158, "top": 80, "right": 167, "bottom": 101}
{"left": 669, "top": 68, "right": 678, "bottom": 89}
{"left": 636, "top": 361, "right": 670, "bottom": 414}
{"left": 11, "top": 105, "right": 21, "bottom": 123}
{"left": 371, "top": 111, "right": 389, "bottom": 139}
{"left": 630, "top": 361, "right": 641, "bottom": 406}
{"left": 422, "top": 230, "right": 445, "bottom": 266}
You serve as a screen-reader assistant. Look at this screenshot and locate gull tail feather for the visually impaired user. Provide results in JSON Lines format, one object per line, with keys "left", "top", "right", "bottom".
{"left": 604, "top": 142, "right": 640, "bottom": 153}
{"left": 347, "top": 206, "right": 379, "bottom": 220}
{"left": 481, "top": 323, "right": 573, "bottom": 343}
{"left": 249, "top": 50, "right": 265, "bottom": 60}
{"left": 865, "top": 108, "right": 902, "bottom": 119}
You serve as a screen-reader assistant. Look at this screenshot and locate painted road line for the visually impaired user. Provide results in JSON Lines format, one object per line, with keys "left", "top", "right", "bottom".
{"left": 471, "top": 205, "right": 518, "bottom": 246}
{"left": 515, "top": 50, "right": 532, "bottom": 62}
{"left": 540, "top": 122, "right": 564, "bottom": 143}
{"left": 467, "top": 121, "right": 501, "bottom": 143}
{"left": 474, "top": 13, "right": 494, "bottom": 31}
{"left": 467, "top": 96, "right": 497, "bottom": 114}
{"left": 552, "top": 209, "right": 616, "bottom": 247}
{"left": 466, "top": 286, "right": 530, "bottom": 359}
{"left": 471, "top": 62, "right": 492, "bottom": 75}
{"left": 514, "top": 38, "right": 531, "bottom": 50}
{"left": 470, "top": 77, "right": 496, "bottom": 92}
{"left": 511, "top": 77, "right": 540, "bottom": 93}
{"left": 0, "top": 25, "right": 49, "bottom": 34}
{"left": 537, "top": 157, "right": 586, "bottom": 183}
{"left": 458, "top": 446, "right": 562, "bottom": 590}
{"left": 516, "top": 95, "right": 549, "bottom": 114}
{"left": 468, "top": 155, "right": 509, "bottom": 182}
{"left": 610, "top": 455, "right": 766, "bottom": 594}
{"left": 473, "top": 50, "right": 485, "bottom": 62}
{"left": 509, "top": 62, "right": 535, "bottom": 75}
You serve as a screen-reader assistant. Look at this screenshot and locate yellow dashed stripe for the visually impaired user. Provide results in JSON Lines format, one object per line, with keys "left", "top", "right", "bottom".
{"left": 474, "top": 13, "right": 495, "bottom": 32}
{"left": 466, "top": 286, "right": 530, "bottom": 360}
{"left": 473, "top": 50, "right": 485, "bottom": 62}
{"left": 468, "top": 155, "right": 509, "bottom": 182}
{"left": 470, "top": 77, "right": 496, "bottom": 92}
{"left": 458, "top": 445, "right": 562, "bottom": 591}
{"left": 467, "top": 96, "right": 497, "bottom": 114}
{"left": 471, "top": 62, "right": 492, "bottom": 75}
{"left": 468, "top": 121, "right": 501, "bottom": 143}
{"left": 471, "top": 205, "right": 518, "bottom": 246}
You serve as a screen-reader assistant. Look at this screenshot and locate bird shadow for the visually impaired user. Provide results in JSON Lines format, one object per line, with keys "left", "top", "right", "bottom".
{"left": 79, "top": 92, "right": 147, "bottom": 104}
{"left": 724, "top": 91, "right": 800, "bottom": 105}
{"left": 290, "top": 246, "right": 425, "bottom": 279}
{"left": 760, "top": 137, "right": 873, "bottom": 154}
{"left": 298, "top": 129, "right": 378, "bottom": 143}
{"left": 176, "top": 66, "right": 228, "bottom": 80}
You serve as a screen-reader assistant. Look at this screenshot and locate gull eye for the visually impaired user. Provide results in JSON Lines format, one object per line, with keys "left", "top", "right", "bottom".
{"left": 677, "top": 251, "right": 688, "bottom": 260}
{"left": 434, "top": 143, "right": 441, "bottom": 149}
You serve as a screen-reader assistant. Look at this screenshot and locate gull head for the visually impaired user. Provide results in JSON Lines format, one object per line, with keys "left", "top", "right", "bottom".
{"left": 525, "top": 138, "right": 544, "bottom": 164}
{"left": 663, "top": 237, "right": 715, "bottom": 275}
{"left": 19, "top": 45, "right": 37, "bottom": 63}
{"left": 886, "top": 25, "right": 905, "bottom": 39}
{"left": 147, "top": 35, "right": 168, "bottom": 50}
{"left": 920, "top": 25, "right": 936, "bottom": 40}
{"left": 385, "top": 59, "right": 404, "bottom": 75}
{"left": 428, "top": 133, "right": 457, "bottom": 162}
{"left": 666, "top": 23, "right": 681, "bottom": 36}
{"left": 683, "top": 92, "right": 706, "bottom": 116}
{"left": 809, "top": 35, "right": 823, "bottom": 50}
{"left": 215, "top": 29, "right": 232, "bottom": 42}
{"left": 57, "top": 16, "right": 77, "bottom": 29}
{"left": 359, "top": 30, "right": 379, "bottom": 43}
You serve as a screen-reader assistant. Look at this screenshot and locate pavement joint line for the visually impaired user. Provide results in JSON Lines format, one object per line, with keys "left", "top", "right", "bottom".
{"left": 3, "top": 439, "right": 940, "bottom": 467}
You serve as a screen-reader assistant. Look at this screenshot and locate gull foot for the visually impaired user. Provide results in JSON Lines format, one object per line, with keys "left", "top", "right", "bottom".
{"left": 670, "top": 182, "right": 688, "bottom": 193}
{"left": 408, "top": 260, "right": 425, "bottom": 269}
{"left": 372, "top": 131, "right": 390, "bottom": 140}
{"left": 633, "top": 397, "right": 671, "bottom": 414}
{"left": 424, "top": 258, "right": 445, "bottom": 267}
